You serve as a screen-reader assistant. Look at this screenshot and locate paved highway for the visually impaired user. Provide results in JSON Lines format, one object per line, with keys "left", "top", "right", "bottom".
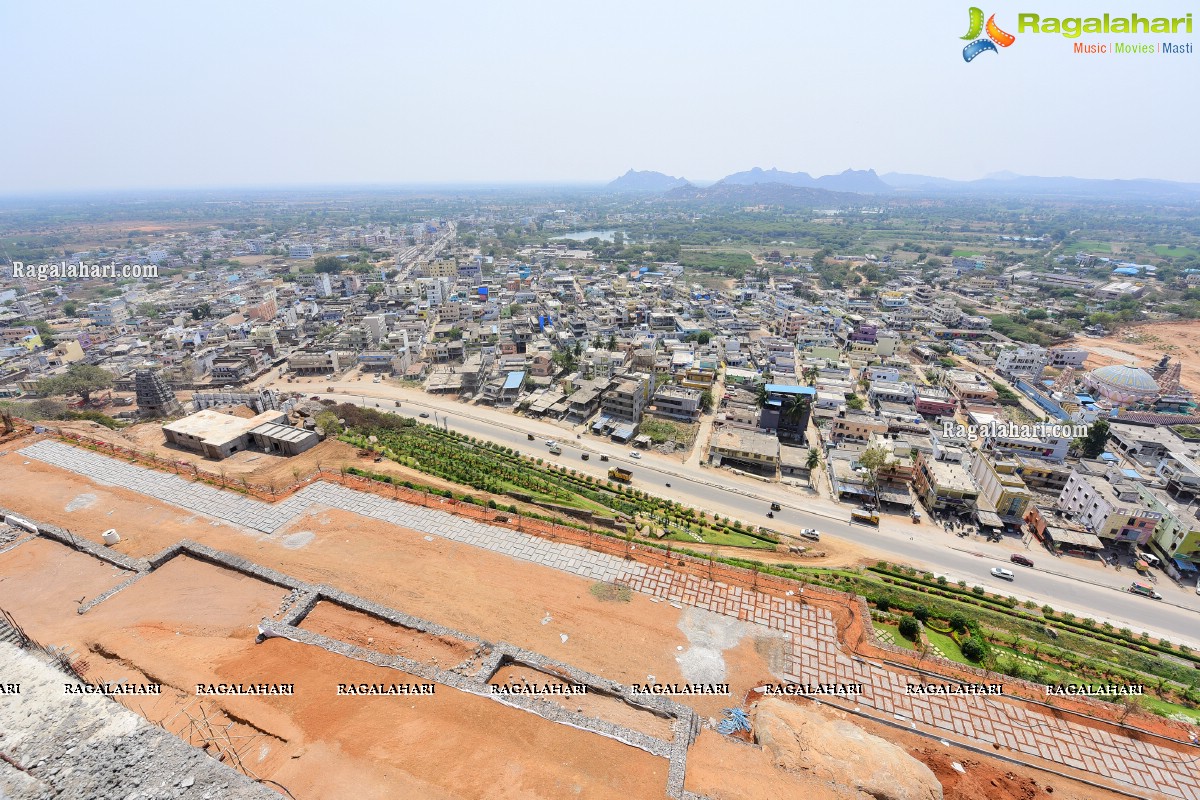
{"left": 301, "top": 384, "right": 1200, "bottom": 647}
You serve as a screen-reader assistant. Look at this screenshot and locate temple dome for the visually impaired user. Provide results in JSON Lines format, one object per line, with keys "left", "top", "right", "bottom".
{"left": 1085, "top": 364, "right": 1159, "bottom": 404}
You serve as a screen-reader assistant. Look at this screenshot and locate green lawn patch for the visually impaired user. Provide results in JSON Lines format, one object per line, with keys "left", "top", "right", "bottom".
{"left": 1173, "top": 425, "right": 1200, "bottom": 441}
{"left": 924, "top": 628, "right": 972, "bottom": 665}
{"left": 988, "top": 644, "right": 1075, "bottom": 683}
{"left": 1142, "top": 696, "right": 1200, "bottom": 724}
{"left": 874, "top": 622, "right": 916, "bottom": 650}
{"left": 662, "top": 527, "right": 775, "bottom": 549}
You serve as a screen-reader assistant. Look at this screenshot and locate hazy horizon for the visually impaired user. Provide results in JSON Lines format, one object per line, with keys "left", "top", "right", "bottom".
{"left": 3, "top": 0, "right": 1197, "bottom": 193}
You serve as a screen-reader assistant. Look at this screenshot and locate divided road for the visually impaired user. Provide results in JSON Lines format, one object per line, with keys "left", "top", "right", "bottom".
{"left": 301, "top": 384, "right": 1200, "bottom": 647}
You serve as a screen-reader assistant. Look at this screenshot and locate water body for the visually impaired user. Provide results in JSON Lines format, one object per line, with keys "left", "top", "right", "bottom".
{"left": 551, "top": 229, "right": 622, "bottom": 242}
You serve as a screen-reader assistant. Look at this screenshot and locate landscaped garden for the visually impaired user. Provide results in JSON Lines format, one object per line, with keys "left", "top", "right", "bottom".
{"left": 329, "top": 403, "right": 776, "bottom": 549}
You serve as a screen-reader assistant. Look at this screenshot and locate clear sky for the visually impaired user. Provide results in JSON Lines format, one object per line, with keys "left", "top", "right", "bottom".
{"left": 2, "top": 0, "right": 1197, "bottom": 192}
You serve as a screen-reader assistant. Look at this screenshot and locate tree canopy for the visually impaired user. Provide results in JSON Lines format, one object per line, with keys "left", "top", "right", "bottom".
{"left": 31, "top": 319, "right": 57, "bottom": 346}
{"left": 1080, "top": 419, "right": 1111, "bottom": 459}
{"left": 38, "top": 363, "right": 114, "bottom": 403}
{"left": 856, "top": 446, "right": 892, "bottom": 494}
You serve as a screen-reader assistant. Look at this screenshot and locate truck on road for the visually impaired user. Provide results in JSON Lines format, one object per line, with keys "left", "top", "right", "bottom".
{"left": 608, "top": 466, "right": 633, "bottom": 482}
{"left": 850, "top": 512, "right": 880, "bottom": 526}
{"left": 1129, "top": 581, "right": 1163, "bottom": 600}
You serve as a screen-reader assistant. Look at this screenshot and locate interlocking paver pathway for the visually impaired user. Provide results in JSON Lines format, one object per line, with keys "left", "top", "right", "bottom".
{"left": 22, "top": 439, "right": 1200, "bottom": 799}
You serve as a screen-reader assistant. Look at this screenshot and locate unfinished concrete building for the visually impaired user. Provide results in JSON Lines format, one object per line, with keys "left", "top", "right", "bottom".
{"left": 163, "top": 409, "right": 317, "bottom": 459}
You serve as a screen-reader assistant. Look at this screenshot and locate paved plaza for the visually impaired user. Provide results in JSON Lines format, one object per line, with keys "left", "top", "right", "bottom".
{"left": 21, "top": 439, "right": 1200, "bottom": 799}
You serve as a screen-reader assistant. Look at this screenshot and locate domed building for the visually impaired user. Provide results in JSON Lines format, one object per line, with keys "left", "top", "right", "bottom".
{"left": 1082, "top": 364, "right": 1160, "bottom": 406}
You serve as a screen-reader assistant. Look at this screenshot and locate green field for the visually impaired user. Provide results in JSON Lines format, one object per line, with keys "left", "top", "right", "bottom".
{"left": 1072, "top": 240, "right": 1114, "bottom": 254}
{"left": 1152, "top": 244, "right": 1200, "bottom": 258}
{"left": 679, "top": 249, "right": 755, "bottom": 270}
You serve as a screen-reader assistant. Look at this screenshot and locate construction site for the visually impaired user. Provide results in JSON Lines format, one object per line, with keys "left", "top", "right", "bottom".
{"left": 0, "top": 418, "right": 1196, "bottom": 800}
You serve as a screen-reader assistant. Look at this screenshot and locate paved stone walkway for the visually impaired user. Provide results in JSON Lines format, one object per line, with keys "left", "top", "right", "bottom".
{"left": 21, "top": 440, "right": 642, "bottom": 586}
{"left": 22, "top": 439, "right": 1199, "bottom": 799}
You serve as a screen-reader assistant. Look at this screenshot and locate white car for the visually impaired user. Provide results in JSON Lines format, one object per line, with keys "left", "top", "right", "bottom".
{"left": 629, "top": 451, "right": 642, "bottom": 459}
{"left": 990, "top": 567, "right": 1015, "bottom": 581}
{"left": 545, "top": 440, "right": 557, "bottom": 447}
{"left": 799, "top": 529, "right": 821, "bottom": 541}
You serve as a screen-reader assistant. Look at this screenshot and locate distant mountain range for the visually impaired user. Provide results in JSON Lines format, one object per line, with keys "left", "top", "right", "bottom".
{"left": 606, "top": 169, "right": 690, "bottom": 193}
{"left": 608, "top": 166, "right": 891, "bottom": 195}
{"left": 719, "top": 167, "right": 892, "bottom": 194}
{"left": 607, "top": 167, "right": 1200, "bottom": 201}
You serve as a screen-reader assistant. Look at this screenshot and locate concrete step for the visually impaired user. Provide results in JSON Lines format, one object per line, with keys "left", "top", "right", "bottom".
{"left": 0, "top": 616, "right": 28, "bottom": 648}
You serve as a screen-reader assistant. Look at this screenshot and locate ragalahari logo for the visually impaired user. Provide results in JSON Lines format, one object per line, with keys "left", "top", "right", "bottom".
{"left": 962, "top": 7, "right": 1016, "bottom": 61}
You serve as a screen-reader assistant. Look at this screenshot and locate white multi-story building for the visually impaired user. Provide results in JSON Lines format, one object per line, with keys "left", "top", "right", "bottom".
{"left": 864, "top": 365, "right": 901, "bottom": 383}
{"left": 1056, "top": 461, "right": 1161, "bottom": 544}
{"left": 995, "top": 344, "right": 1049, "bottom": 380}
{"left": 1048, "top": 347, "right": 1089, "bottom": 368}
{"left": 362, "top": 315, "right": 387, "bottom": 344}
{"left": 867, "top": 380, "right": 914, "bottom": 405}
{"left": 87, "top": 299, "right": 127, "bottom": 327}
{"left": 931, "top": 298, "right": 962, "bottom": 327}
{"left": 289, "top": 244, "right": 314, "bottom": 259}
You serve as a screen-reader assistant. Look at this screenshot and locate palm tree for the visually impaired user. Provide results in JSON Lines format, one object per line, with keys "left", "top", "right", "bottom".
{"left": 782, "top": 394, "right": 810, "bottom": 425}
{"left": 805, "top": 447, "right": 821, "bottom": 473}
{"left": 754, "top": 383, "right": 770, "bottom": 408}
